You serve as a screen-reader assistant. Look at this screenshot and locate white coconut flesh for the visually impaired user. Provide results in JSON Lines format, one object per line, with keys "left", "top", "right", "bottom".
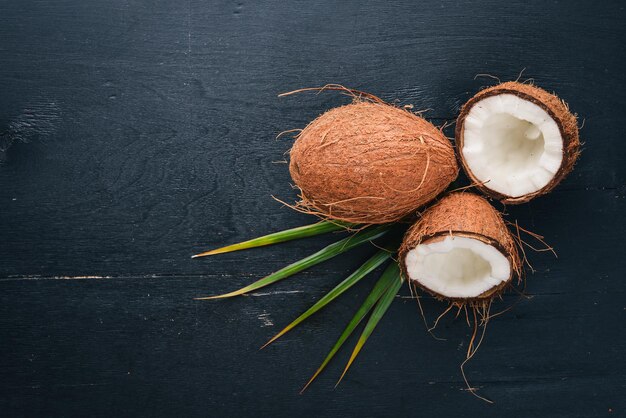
{"left": 404, "top": 236, "right": 511, "bottom": 298}
{"left": 462, "top": 94, "right": 563, "bottom": 197}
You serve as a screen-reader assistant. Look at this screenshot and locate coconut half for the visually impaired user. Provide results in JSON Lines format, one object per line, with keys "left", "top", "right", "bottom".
{"left": 456, "top": 82, "right": 580, "bottom": 204}
{"left": 289, "top": 101, "right": 458, "bottom": 224}
{"left": 399, "top": 192, "right": 520, "bottom": 301}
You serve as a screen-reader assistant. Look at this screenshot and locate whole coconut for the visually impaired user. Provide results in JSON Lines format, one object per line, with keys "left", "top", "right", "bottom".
{"left": 289, "top": 101, "right": 458, "bottom": 224}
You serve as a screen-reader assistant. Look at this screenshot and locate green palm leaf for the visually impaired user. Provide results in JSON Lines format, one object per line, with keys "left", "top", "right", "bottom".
{"left": 301, "top": 261, "right": 399, "bottom": 392}
{"left": 192, "top": 220, "right": 352, "bottom": 258}
{"left": 195, "top": 225, "right": 390, "bottom": 300}
{"left": 261, "top": 248, "right": 394, "bottom": 349}
{"left": 337, "top": 264, "right": 403, "bottom": 385}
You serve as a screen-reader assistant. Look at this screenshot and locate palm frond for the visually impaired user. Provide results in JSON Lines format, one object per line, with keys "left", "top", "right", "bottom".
{"left": 337, "top": 264, "right": 403, "bottom": 385}
{"left": 301, "top": 261, "right": 399, "bottom": 392}
{"left": 195, "top": 225, "right": 390, "bottom": 300}
{"left": 192, "top": 220, "right": 352, "bottom": 258}
{"left": 262, "top": 248, "right": 394, "bottom": 349}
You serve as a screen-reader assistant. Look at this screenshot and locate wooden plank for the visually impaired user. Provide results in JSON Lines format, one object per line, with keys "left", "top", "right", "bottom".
{"left": 0, "top": 0, "right": 625, "bottom": 416}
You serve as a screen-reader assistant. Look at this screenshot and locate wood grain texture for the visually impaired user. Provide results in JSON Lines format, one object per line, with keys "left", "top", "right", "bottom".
{"left": 0, "top": 0, "right": 625, "bottom": 416}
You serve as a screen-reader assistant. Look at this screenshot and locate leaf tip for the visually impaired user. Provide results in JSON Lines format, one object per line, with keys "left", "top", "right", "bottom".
{"left": 334, "top": 371, "right": 347, "bottom": 389}
{"left": 300, "top": 371, "right": 320, "bottom": 394}
{"left": 194, "top": 294, "right": 228, "bottom": 301}
{"left": 192, "top": 249, "right": 221, "bottom": 258}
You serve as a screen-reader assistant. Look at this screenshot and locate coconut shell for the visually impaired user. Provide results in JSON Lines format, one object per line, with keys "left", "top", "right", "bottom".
{"left": 456, "top": 81, "right": 580, "bottom": 204}
{"left": 398, "top": 192, "right": 521, "bottom": 301}
{"left": 289, "top": 101, "right": 458, "bottom": 224}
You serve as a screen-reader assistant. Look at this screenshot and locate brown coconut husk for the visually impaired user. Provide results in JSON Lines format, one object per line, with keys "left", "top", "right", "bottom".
{"left": 455, "top": 81, "right": 580, "bottom": 204}
{"left": 288, "top": 99, "right": 458, "bottom": 224}
{"left": 398, "top": 192, "right": 522, "bottom": 303}
{"left": 399, "top": 191, "right": 524, "bottom": 403}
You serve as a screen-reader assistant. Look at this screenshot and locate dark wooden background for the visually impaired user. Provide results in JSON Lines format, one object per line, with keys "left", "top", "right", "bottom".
{"left": 1, "top": 1, "right": 625, "bottom": 416}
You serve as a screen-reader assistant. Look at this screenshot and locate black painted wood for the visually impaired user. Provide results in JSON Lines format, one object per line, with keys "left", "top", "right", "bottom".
{"left": 1, "top": 0, "right": 625, "bottom": 416}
